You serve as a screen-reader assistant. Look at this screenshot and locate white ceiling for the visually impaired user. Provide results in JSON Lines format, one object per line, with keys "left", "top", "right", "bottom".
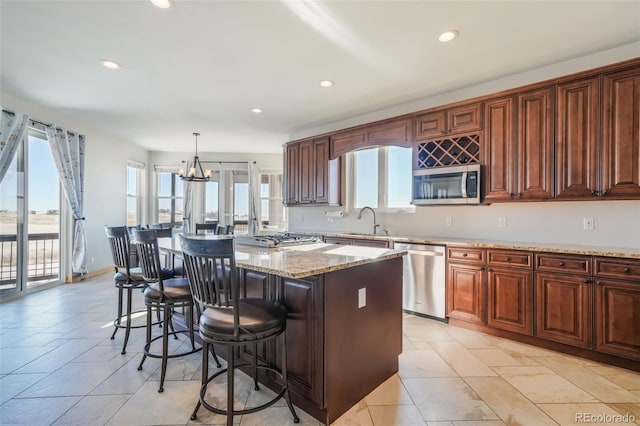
{"left": 1, "top": 0, "right": 639, "bottom": 154}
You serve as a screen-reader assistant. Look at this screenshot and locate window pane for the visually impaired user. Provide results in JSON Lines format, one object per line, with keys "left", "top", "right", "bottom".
{"left": 260, "top": 182, "right": 269, "bottom": 198}
{"left": 126, "top": 197, "right": 137, "bottom": 226}
{"left": 205, "top": 182, "right": 219, "bottom": 221}
{"left": 261, "top": 200, "right": 269, "bottom": 221}
{"left": 175, "top": 178, "right": 184, "bottom": 197}
{"left": 157, "top": 172, "right": 172, "bottom": 197}
{"left": 387, "top": 146, "right": 412, "bottom": 208}
{"left": 234, "top": 182, "right": 249, "bottom": 222}
{"left": 127, "top": 167, "right": 137, "bottom": 195}
{"left": 354, "top": 149, "right": 378, "bottom": 208}
{"left": 158, "top": 198, "right": 173, "bottom": 223}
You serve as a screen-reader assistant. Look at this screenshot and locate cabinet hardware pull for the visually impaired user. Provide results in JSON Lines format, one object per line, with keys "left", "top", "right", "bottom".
{"left": 597, "top": 281, "right": 603, "bottom": 285}
{"left": 506, "top": 257, "right": 511, "bottom": 261}
{"left": 559, "top": 262, "right": 565, "bottom": 266}
{"left": 584, "top": 279, "right": 591, "bottom": 283}
{"left": 462, "top": 253, "right": 468, "bottom": 257}
{"left": 624, "top": 267, "right": 630, "bottom": 273}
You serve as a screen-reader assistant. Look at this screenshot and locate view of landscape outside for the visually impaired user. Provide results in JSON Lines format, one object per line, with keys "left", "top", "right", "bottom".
{"left": 0, "top": 133, "right": 60, "bottom": 290}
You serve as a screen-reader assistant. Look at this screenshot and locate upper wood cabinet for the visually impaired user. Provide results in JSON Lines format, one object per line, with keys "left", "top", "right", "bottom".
{"left": 416, "top": 102, "right": 482, "bottom": 140}
{"left": 517, "top": 86, "right": 555, "bottom": 200}
{"left": 601, "top": 67, "right": 640, "bottom": 198}
{"left": 483, "top": 96, "right": 516, "bottom": 201}
{"left": 284, "top": 137, "right": 340, "bottom": 206}
{"left": 330, "top": 117, "right": 412, "bottom": 159}
{"left": 555, "top": 77, "right": 600, "bottom": 199}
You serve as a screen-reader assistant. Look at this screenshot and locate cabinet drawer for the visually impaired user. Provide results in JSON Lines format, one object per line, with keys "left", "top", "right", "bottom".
{"left": 447, "top": 247, "right": 485, "bottom": 264}
{"left": 487, "top": 250, "right": 533, "bottom": 268}
{"left": 535, "top": 253, "right": 592, "bottom": 275}
{"left": 595, "top": 257, "right": 640, "bottom": 281}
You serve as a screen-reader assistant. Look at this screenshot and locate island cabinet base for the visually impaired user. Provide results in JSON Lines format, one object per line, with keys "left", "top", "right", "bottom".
{"left": 177, "top": 256, "right": 404, "bottom": 425}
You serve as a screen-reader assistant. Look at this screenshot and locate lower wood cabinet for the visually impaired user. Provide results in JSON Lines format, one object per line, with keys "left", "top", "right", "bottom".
{"left": 534, "top": 272, "right": 591, "bottom": 348}
{"left": 446, "top": 262, "right": 485, "bottom": 325}
{"left": 487, "top": 267, "right": 533, "bottom": 335}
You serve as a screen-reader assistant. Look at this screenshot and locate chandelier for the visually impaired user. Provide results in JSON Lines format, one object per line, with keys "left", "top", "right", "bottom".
{"left": 179, "top": 132, "right": 211, "bottom": 182}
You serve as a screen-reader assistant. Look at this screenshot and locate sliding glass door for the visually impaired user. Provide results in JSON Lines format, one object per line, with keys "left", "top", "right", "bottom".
{"left": 0, "top": 130, "right": 62, "bottom": 296}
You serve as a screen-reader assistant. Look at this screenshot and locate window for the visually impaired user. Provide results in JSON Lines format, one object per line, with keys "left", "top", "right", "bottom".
{"left": 156, "top": 171, "right": 183, "bottom": 225}
{"left": 259, "top": 170, "right": 286, "bottom": 231}
{"left": 126, "top": 161, "right": 144, "bottom": 226}
{"left": 351, "top": 146, "right": 413, "bottom": 211}
{"left": 204, "top": 180, "right": 219, "bottom": 223}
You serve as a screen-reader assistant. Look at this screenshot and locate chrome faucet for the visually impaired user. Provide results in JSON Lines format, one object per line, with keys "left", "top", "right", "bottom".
{"left": 357, "top": 206, "right": 380, "bottom": 235}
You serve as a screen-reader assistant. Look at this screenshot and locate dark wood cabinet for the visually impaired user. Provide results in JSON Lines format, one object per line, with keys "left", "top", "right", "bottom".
{"left": 331, "top": 117, "right": 413, "bottom": 158}
{"left": 555, "top": 77, "right": 600, "bottom": 199}
{"left": 517, "top": 86, "right": 555, "bottom": 200}
{"left": 284, "top": 136, "right": 339, "bottom": 206}
{"left": 486, "top": 250, "right": 533, "bottom": 335}
{"left": 483, "top": 96, "right": 516, "bottom": 201}
{"left": 446, "top": 247, "right": 486, "bottom": 325}
{"left": 416, "top": 102, "right": 482, "bottom": 140}
{"left": 594, "top": 257, "right": 640, "bottom": 360}
{"left": 602, "top": 67, "right": 640, "bottom": 197}
{"left": 534, "top": 252, "right": 592, "bottom": 349}
{"left": 323, "top": 236, "right": 390, "bottom": 248}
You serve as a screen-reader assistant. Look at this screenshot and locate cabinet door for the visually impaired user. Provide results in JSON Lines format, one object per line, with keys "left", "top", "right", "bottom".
{"left": 535, "top": 272, "right": 591, "bottom": 348}
{"left": 239, "top": 270, "right": 274, "bottom": 363}
{"left": 448, "top": 102, "right": 482, "bottom": 135}
{"left": 416, "top": 110, "right": 446, "bottom": 140}
{"left": 299, "top": 140, "right": 314, "bottom": 203}
{"left": 279, "top": 276, "right": 324, "bottom": 406}
{"left": 446, "top": 263, "right": 485, "bottom": 324}
{"left": 517, "top": 87, "right": 555, "bottom": 199}
{"left": 556, "top": 77, "right": 599, "bottom": 199}
{"left": 285, "top": 143, "right": 299, "bottom": 205}
{"left": 367, "top": 117, "right": 413, "bottom": 148}
{"left": 602, "top": 68, "right": 640, "bottom": 197}
{"left": 484, "top": 97, "right": 516, "bottom": 201}
{"left": 595, "top": 279, "right": 640, "bottom": 360}
{"left": 487, "top": 267, "right": 533, "bottom": 335}
{"left": 313, "top": 137, "right": 329, "bottom": 204}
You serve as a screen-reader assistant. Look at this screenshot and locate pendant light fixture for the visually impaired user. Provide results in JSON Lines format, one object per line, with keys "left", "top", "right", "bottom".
{"left": 179, "top": 132, "right": 211, "bottom": 182}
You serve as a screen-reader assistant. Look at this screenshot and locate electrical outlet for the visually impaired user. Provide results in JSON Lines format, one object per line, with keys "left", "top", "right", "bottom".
{"left": 445, "top": 216, "right": 452, "bottom": 226}
{"left": 498, "top": 217, "right": 507, "bottom": 228}
{"left": 583, "top": 217, "right": 594, "bottom": 230}
{"left": 358, "top": 288, "right": 366, "bottom": 308}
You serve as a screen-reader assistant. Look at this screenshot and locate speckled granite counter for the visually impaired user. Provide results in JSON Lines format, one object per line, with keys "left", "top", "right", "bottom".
{"left": 294, "top": 231, "right": 640, "bottom": 259}
{"left": 158, "top": 236, "right": 406, "bottom": 279}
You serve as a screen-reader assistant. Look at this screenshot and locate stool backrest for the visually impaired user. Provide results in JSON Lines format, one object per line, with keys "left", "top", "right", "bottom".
{"left": 131, "top": 229, "right": 165, "bottom": 292}
{"left": 180, "top": 235, "right": 239, "bottom": 331}
{"left": 147, "top": 223, "right": 173, "bottom": 238}
{"left": 195, "top": 223, "right": 218, "bottom": 234}
{"left": 105, "top": 226, "right": 133, "bottom": 273}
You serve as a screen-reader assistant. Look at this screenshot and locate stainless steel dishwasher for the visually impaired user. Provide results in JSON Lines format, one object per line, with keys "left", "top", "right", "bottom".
{"left": 395, "top": 243, "right": 446, "bottom": 321}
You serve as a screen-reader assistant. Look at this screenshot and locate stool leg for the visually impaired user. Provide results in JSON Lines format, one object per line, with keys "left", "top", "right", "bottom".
{"left": 191, "top": 340, "right": 207, "bottom": 420}
{"left": 137, "top": 305, "right": 152, "bottom": 371}
{"left": 111, "top": 286, "right": 123, "bottom": 340}
{"left": 252, "top": 343, "right": 259, "bottom": 391}
{"left": 121, "top": 287, "right": 133, "bottom": 354}
{"left": 281, "top": 331, "right": 299, "bottom": 423}
{"left": 159, "top": 304, "right": 170, "bottom": 393}
{"left": 226, "top": 345, "right": 235, "bottom": 426}
{"left": 167, "top": 308, "right": 178, "bottom": 339}
{"left": 188, "top": 304, "right": 196, "bottom": 351}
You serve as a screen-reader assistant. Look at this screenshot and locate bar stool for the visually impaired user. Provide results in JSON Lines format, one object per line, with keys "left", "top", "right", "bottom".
{"left": 105, "top": 226, "right": 149, "bottom": 355}
{"left": 131, "top": 228, "right": 201, "bottom": 393}
{"left": 195, "top": 222, "right": 218, "bottom": 234}
{"left": 180, "top": 234, "right": 299, "bottom": 426}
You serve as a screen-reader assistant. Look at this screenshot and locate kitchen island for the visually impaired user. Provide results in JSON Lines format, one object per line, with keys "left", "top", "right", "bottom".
{"left": 159, "top": 237, "right": 406, "bottom": 425}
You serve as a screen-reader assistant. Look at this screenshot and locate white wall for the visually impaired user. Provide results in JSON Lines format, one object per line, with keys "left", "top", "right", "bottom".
{"left": 2, "top": 92, "right": 149, "bottom": 276}
{"left": 287, "top": 43, "right": 640, "bottom": 250}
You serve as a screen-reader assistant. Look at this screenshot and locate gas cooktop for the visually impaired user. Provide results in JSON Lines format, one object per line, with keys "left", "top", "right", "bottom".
{"left": 235, "top": 233, "right": 321, "bottom": 248}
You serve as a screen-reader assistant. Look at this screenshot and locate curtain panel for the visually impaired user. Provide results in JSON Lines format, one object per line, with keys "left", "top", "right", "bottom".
{"left": 45, "top": 126, "right": 87, "bottom": 274}
{"left": 0, "top": 108, "right": 30, "bottom": 183}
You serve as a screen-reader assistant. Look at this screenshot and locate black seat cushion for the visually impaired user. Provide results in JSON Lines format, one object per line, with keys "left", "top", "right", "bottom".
{"left": 114, "top": 267, "right": 175, "bottom": 286}
{"left": 199, "top": 298, "right": 288, "bottom": 341}
{"left": 143, "top": 278, "right": 192, "bottom": 304}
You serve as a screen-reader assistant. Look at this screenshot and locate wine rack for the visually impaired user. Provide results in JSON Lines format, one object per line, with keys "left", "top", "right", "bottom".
{"left": 416, "top": 133, "right": 481, "bottom": 168}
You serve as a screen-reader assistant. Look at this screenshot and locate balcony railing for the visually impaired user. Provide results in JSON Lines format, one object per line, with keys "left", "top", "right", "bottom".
{"left": 0, "top": 233, "right": 60, "bottom": 288}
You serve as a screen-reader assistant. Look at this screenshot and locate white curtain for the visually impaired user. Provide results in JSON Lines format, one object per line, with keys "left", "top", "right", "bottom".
{"left": 0, "top": 108, "right": 30, "bottom": 182}
{"left": 183, "top": 180, "right": 193, "bottom": 233}
{"left": 248, "top": 161, "right": 260, "bottom": 236}
{"left": 45, "top": 126, "right": 87, "bottom": 274}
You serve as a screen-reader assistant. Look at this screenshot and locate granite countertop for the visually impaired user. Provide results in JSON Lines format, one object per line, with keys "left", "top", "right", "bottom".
{"left": 158, "top": 237, "right": 406, "bottom": 279}
{"left": 301, "top": 231, "right": 640, "bottom": 260}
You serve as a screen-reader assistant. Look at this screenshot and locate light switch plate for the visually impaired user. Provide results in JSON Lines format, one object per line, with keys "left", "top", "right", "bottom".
{"left": 358, "top": 288, "right": 366, "bottom": 308}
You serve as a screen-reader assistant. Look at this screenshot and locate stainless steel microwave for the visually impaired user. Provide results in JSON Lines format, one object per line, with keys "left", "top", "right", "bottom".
{"left": 412, "top": 164, "right": 481, "bottom": 205}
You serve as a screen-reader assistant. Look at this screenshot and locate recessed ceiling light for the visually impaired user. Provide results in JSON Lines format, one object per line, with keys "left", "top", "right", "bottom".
{"left": 438, "top": 30, "right": 459, "bottom": 42}
{"left": 100, "top": 60, "right": 120, "bottom": 70}
{"left": 252, "top": 108, "right": 263, "bottom": 114}
{"left": 150, "top": 0, "right": 172, "bottom": 9}
{"left": 320, "top": 80, "right": 333, "bottom": 88}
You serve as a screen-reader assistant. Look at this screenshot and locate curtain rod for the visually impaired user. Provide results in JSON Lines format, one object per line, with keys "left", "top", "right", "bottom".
{"left": 2, "top": 108, "right": 48, "bottom": 128}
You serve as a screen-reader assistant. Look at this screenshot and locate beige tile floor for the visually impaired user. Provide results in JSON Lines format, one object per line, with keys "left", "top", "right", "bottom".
{"left": 1, "top": 274, "right": 639, "bottom": 425}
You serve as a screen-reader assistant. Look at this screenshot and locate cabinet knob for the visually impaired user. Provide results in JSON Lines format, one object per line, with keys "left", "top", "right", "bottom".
{"left": 597, "top": 281, "right": 603, "bottom": 285}
{"left": 624, "top": 267, "right": 631, "bottom": 273}
{"left": 462, "top": 253, "right": 468, "bottom": 257}
{"left": 584, "top": 279, "right": 591, "bottom": 284}
{"left": 559, "top": 262, "right": 565, "bottom": 266}
{"left": 506, "top": 257, "right": 511, "bottom": 262}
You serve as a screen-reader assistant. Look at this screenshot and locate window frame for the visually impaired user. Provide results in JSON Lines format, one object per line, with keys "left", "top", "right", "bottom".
{"left": 154, "top": 170, "right": 184, "bottom": 226}
{"left": 126, "top": 160, "right": 145, "bottom": 226}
